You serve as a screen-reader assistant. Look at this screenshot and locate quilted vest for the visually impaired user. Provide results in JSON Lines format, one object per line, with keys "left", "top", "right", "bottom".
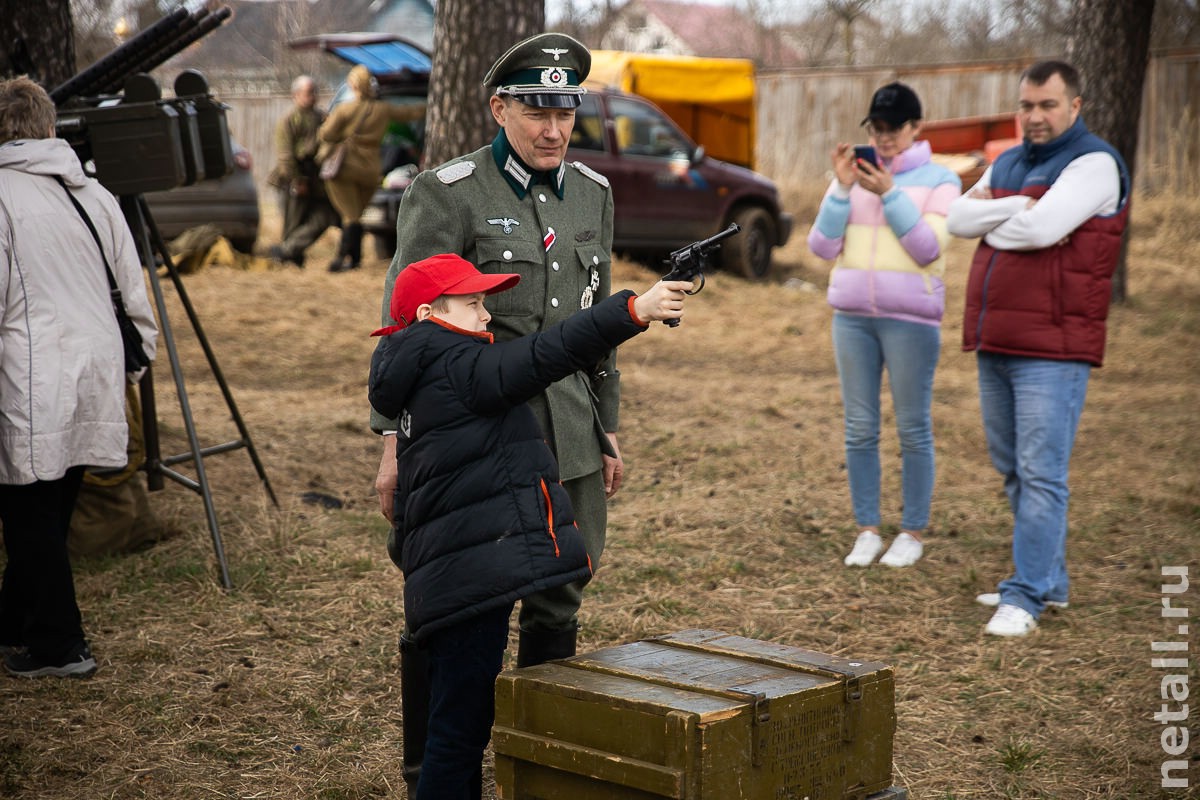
{"left": 962, "top": 118, "right": 1130, "bottom": 366}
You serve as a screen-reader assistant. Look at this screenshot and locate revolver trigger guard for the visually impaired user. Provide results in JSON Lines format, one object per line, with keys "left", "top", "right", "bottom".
{"left": 685, "top": 272, "right": 705, "bottom": 295}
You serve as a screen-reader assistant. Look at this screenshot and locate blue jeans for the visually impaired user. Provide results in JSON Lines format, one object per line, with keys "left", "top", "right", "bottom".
{"left": 416, "top": 602, "right": 514, "bottom": 800}
{"left": 832, "top": 312, "right": 940, "bottom": 531}
{"left": 977, "top": 353, "right": 1090, "bottom": 618}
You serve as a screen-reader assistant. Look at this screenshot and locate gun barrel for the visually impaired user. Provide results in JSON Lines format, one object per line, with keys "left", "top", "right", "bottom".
{"left": 668, "top": 222, "right": 740, "bottom": 259}
{"left": 100, "top": 7, "right": 232, "bottom": 95}
{"left": 50, "top": 7, "right": 190, "bottom": 105}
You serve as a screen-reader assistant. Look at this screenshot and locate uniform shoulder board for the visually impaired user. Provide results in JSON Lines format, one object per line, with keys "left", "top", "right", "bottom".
{"left": 436, "top": 161, "right": 477, "bottom": 184}
{"left": 571, "top": 161, "right": 610, "bottom": 188}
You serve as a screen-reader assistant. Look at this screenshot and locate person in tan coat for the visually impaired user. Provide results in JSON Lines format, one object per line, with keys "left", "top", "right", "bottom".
{"left": 319, "top": 64, "right": 424, "bottom": 272}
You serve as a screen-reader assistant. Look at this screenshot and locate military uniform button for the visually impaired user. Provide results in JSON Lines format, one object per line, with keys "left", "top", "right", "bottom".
{"left": 551, "top": 298, "right": 560, "bottom": 307}
{"left": 503, "top": 250, "right": 513, "bottom": 260}
{"left": 539, "top": 193, "right": 547, "bottom": 202}
{"left": 592, "top": 255, "right": 600, "bottom": 265}
{"left": 552, "top": 261, "right": 560, "bottom": 271}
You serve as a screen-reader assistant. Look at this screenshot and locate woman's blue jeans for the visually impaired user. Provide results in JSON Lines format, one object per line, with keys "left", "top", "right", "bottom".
{"left": 976, "top": 353, "right": 1090, "bottom": 617}
{"left": 416, "top": 602, "right": 514, "bottom": 800}
{"left": 832, "top": 312, "right": 940, "bottom": 532}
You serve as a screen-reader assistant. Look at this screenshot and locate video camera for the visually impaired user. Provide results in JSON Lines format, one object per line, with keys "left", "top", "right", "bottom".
{"left": 52, "top": 5, "right": 233, "bottom": 197}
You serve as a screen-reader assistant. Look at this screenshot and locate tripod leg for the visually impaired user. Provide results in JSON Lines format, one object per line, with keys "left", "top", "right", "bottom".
{"left": 139, "top": 196, "right": 279, "bottom": 507}
{"left": 122, "top": 196, "right": 233, "bottom": 590}
{"left": 139, "top": 369, "right": 164, "bottom": 492}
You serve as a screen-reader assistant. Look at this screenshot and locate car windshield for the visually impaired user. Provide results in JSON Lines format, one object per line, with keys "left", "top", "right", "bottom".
{"left": 569, "top": 94, "right": 606, "bottom": 152}
{"left": 608, "top": 95, "right": 692, "bottom": 160}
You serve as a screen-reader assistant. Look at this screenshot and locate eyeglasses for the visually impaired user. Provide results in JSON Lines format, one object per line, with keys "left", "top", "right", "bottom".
{"left": 864, "top": 121, "right": 912, "bottom": 138}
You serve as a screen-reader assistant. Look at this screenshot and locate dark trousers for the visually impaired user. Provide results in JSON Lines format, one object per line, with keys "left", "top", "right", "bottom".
{"left": 415, "top": 602, "right": 514, "bottom": 800}
{"left": 276, "top": 187, "right": 339, "bottom": 262}
{"left": 0, "top": 466, "right": 87, "bottom": 661}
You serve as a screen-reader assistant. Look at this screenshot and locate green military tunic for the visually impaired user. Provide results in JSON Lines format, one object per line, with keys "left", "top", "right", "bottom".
{"left": 267, "top": 106, "right": 325, "bottom": 190}
{"left": 372, "top": 134, "right": 617, "bottom": 484}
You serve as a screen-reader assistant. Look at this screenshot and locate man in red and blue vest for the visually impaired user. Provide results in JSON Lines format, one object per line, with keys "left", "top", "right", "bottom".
{"left": 947, "top": 60, "right": 1130, "bottom": 638}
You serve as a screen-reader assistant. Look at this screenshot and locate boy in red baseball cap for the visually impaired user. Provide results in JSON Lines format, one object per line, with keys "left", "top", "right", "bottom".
{"left": 368, "top": 253, "right": 691, "bottom": 799}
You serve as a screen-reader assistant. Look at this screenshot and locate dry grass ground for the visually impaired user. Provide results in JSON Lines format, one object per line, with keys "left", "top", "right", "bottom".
{"left": 1, "top": 189, "right": 1197, "bottom": 800}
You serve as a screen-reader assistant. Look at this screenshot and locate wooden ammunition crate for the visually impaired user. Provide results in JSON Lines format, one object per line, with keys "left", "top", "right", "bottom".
{"left": 494, "top": 629, "right": 897, "bottom": 800}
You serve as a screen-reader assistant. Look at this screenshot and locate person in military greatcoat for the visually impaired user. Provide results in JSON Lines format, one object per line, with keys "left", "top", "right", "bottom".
{"left": 367, "top": 32, "right": 621, "bottom": 793}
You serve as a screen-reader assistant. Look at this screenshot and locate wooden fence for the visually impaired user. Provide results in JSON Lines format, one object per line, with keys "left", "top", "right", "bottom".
{"left": 222, "top": 48, "right": 1198, "bottom": 202}
{"left": 756, "top": 48, "right": 1200, "bottom": 195}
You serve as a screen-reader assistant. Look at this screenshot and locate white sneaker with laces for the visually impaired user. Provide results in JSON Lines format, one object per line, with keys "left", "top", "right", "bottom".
{"left": 878, "top": 532, "right": 923, "bottom": 567}
{"left": 976, "top": 592, "right": 1068, "bottom": 610}
{"left": 844, "top": 530, "right": 882, "bottom": 567}
{"left": 985, "top": 603, "right": 1038, "bottom": 637}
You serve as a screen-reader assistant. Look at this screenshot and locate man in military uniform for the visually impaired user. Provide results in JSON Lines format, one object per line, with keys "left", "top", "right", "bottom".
{"left": 369, "top": 32, "right": 618, "bottom": 793}
{"left": 266, "top": 75, "right": 338, "bottom": 268}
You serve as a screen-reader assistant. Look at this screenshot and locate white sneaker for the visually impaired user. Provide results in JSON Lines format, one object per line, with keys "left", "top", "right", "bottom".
{"left": 878, "top": 532, "right": 923, "bottom": 567}
{"left": 985, "top": 603, "right": 1038, "bottom": 637}
{"left": 844, "top": 531, "right": 883, "bottom": 566}
{"left": 976, "top": 592, "right": 1068, "bottom": 610}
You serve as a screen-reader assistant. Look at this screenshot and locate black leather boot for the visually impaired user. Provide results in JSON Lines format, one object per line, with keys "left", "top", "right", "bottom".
{"left": 343, "top": 222, "right": 363, "bottom": 270}
{"left": 516, "top": 626, "right": 577, "bottom": 668}
{"left": 399, "top": 634, "right": 430, "bottom": 795}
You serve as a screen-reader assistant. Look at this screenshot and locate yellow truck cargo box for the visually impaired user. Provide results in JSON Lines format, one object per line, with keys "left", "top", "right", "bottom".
{"left": 587, "top": 51, "right": 756, "bottom": 169}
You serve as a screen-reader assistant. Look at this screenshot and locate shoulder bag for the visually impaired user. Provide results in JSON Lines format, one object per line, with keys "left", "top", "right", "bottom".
{"left": 55, "top": 176, "right": 151, "bottom": 373}
{"left": 319, "top": 101, "right": 372, "bottom": 181}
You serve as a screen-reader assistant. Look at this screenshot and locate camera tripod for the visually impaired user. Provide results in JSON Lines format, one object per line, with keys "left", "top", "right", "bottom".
{"left": 120, "top": 194, "right": 277, "bottom": 589}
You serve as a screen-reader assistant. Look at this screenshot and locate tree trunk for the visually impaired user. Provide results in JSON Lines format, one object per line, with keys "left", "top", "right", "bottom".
{"left": 1067, "top": 0, "right": 1155, "bottom": 303}
{"left": 423, "top": 0, "right": 544, "bottom": 168}
{"left": 0, "top": 0, "right": 74, "bottom": 86}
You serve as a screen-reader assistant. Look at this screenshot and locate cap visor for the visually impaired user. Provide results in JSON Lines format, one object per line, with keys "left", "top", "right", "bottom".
{"left": 446, "top": 272, "right": 522, "bottom": 296}
{"left": 863, "top": 113, "right": 908, "bottom": 127}
{"left": 519, "top": 93, "right": 582, "bottom": 109}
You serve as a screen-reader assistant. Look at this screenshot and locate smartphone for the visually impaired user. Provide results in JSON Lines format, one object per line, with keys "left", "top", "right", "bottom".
{"left": 853, "top": 145, "right": 878, "bottom": 170}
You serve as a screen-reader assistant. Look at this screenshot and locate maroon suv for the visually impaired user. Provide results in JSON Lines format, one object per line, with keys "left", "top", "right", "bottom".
{"left": 301, "top": 34, "right": 792, "bottom": 279}
{"left": 569, "top": 89, "right": 792, "bottom": 279}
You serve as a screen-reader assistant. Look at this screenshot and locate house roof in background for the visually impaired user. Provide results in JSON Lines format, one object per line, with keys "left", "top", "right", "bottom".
{"left": 610, "top": 0, "right": 805, "bottom": 66}
{"left": 165, "top": 0, "right": 433, "bottom": 80}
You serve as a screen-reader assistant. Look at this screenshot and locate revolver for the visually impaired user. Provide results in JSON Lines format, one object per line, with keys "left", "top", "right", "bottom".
{"left": 660, "top": 222, "right": 741, "bottom": 326}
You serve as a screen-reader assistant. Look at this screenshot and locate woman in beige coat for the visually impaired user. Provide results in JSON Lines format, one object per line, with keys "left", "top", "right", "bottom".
{"left": 319, "top": 65, "right": 424, "bottom": 272}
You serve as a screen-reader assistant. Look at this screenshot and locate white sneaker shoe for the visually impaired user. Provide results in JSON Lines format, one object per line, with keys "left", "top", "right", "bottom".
{"left": 844, "top": 531, "right": 882, "bottom": 566}
{"left": 878, "top": 532, "right": 923, "bottom": 567}
{"left": 975, "top": 592, "right": 1068, "bottom": 610}
{"left": 985, "top": 603, "right": 1038, "bottom": 637}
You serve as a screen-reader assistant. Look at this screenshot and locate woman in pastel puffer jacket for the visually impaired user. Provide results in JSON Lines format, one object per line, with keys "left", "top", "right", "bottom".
{"left": 807, "top": 82, "right": 961, "bottom": 571}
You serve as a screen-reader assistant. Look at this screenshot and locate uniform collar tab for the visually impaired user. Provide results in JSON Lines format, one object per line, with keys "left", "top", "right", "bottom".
{"left": 491, "top": 131, "right": 565, "bottom": 199}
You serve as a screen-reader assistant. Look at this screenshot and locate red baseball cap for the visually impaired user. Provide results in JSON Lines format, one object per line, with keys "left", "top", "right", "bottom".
{"left": 372, "top": 253, "right": 520, "bottom": 336}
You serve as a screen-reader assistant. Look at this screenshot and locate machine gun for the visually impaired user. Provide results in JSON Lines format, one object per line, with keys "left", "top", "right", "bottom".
{"left": 51, "top": 6, "right": 231, "bottom": 106}
{"left": 52, "top": 5, "right": 234, "bottom": 196}
{"left": 659, "top": 222, "right": 741, "bottom": 326}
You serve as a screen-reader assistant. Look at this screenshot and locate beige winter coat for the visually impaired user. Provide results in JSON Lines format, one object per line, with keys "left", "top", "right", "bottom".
{"left": 0, "top": 138, "right": 157, "bottom": 484}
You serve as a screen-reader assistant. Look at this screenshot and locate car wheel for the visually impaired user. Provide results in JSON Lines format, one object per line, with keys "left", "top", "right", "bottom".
{"left": 373, "top": 233, "right": 397, "bottom": 261}
{"left": 721, "top": 207, "right": 773, "bottom": 280}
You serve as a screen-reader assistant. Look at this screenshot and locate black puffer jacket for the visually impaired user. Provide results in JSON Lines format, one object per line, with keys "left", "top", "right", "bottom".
{"left": 368, "top": 289, "right": 646, "bottom": 642}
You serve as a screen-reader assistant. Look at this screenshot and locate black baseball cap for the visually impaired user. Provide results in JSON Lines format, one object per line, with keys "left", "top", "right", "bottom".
{"left": 861, "top": 82, "right": 922, "bottom": 128}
